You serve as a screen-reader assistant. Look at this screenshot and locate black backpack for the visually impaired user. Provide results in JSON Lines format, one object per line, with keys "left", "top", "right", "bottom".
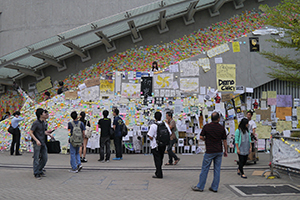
{"left": 121, "top": 121, "right": 128, "bottom": 137}
{"left": 155, "top": 122, "right": 170, "bottom": 146}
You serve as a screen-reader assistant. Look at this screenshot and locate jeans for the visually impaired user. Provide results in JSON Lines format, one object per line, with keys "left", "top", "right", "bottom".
{"left": 151, "top": 145, "right": 166, "bottom": 178}
{"left": 167, "top": 139, "right": 178, "bottom": 164}
{"left": 100, "top": 136, "right": 111, "bottom": 161}
{"left": 197, "top": 152, "right": 223, "bottom": 191}
{"left": 238, "top": 154, "right": 248, "bottom": 175}
{"left": 114, "top": 136, "right": 122, "bottom": 158}
{"left": 33, "top": 144, "right": 48, "bottom": 175}
{"left": 70, "top": 143, "right": 81, "bottom": 170}
{"left": 10, "top": 128, "right": 21, "bottom": 155}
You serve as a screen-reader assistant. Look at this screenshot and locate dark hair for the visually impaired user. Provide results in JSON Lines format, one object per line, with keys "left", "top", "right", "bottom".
{"left": 79, "top": 111, "right": 86, "bottom": 123}
{"left": 238, "top": 118, "right": 249, "bottom": 134}
{"left": 35, "top": 108, "right": 44, "bottom": 119}
{"left": 154, "top": 111, "right": 162, "bottom": 121}
{"left": 166, "top": 111, "right": 173, "bottom": 118}
{"left": 247, "top": 110, "right": 253, "bottom": 116}
{"left": 44, "top": 110, "right": 48, "bottom": 114}
{"left": 152, "top": 61, "right": 158, "bottom": 71}
{"left": 103, "top": 110, "right": 109, "bottom": 118}
{"left": 13, "top": 111, "right": 21, "bottom": 116}
{"left": 114, "top": 108, "right": 119, "bottom": 115}
{"left": 44, "top": 91, "right": 50, "bottom": 96}
{"left": 59, "top": 81, "right": 64, "bottom": 86}
{"left": 6, "top": 112, "right": 10, "bottom": 115}
{"left": 211, "top": 112, "right": 220, "bottom": 122}
{"left": 71, "top": 111, "right": 78, "bottom": 120}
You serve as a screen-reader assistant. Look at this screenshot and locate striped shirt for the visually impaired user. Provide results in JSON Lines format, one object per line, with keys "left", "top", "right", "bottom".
{"left": 200, "top": 122, "right": 227, "bottom": 153}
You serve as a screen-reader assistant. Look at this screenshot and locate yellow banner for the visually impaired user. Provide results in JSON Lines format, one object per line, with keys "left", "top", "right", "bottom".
{"left": 100, "top": 80, "right": 114, "bottom": 94}
{"left": 232, "top": 42, "right": 240, "bottom": 52}
{"left": 216, "top": 64, "right": 236, "bottom": 92}
{"left": 36, "top": 76, "right": 52, "bottom": 93}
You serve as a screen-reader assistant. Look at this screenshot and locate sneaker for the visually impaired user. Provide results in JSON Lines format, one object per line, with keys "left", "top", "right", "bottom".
{"left": 34, "top": 174, "right": 42, "bottom": 180}
{"left": 40, "top": 172, "right": 46, "bottom": 177}
{"left": 191, "top": 186, "right": 203, "bottom": 192}
{"left": 112, "top": 157, "right": 120, "bottom": 161}
{"left": 82, "top": 158, "right": 88, "bottom": 163}
{"left": 77, "top": 165, "right": 83, "bottom": 172}
{"left": 98, "top": 159, "right": 104, "bottom": 162}
{"left": 42, "top": 168, "right": 46, "bottom": 172}
{"left": 105, "top": 160, "right": 109, "bottom": 163}
{"left": 69, "top": 169, "right": 78, "bottom": 173}
{"left": 119, "top": 157, "right": 123, "bottom": 160}
{"left": 209, "top": 187, "right": 218, "bottom": 193}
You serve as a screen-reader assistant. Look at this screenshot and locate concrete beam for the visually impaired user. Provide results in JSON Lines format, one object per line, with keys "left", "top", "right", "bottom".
{"left": 183, "top": 1, "right": 199, "bottom": 25}
{"left": 209, "top": 0, "right": 227, "bottom": 17}
{"left": 0, "top": 85, "right": 5, "bottom": 94}
{"left": 233, "top": 0, "right": 245, "bottom": 9}
{"left": 0, "top": 78, "right": 14, "bottom": 86}
{"left": 157, "top": 10, "right": 169, "bottom": 34}
{"left": 94, "top": 31, "right": 116, "bottom": 52}
{"left": 63, "top": 42, "right": 88, "bottom": 59}
{"left": 128, "top": 20, "right": 143, "bottom": 43}
{"left": 4, "top": 64, "right": 42, "bottom": 78}
{"left": 32, "top": 53, "right": 67, "bottom": 72}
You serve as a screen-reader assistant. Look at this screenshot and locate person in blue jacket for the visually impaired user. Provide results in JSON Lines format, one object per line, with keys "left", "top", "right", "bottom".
{"left": 235, "top": 118, "right": 252, "bottom": 179}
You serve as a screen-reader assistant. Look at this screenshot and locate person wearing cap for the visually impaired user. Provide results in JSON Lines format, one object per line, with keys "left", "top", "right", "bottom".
{"left": 10, "top": 111, "right": 24, "bottom": 155}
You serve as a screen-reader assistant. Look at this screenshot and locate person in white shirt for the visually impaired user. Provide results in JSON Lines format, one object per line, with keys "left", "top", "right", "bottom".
{"left": 246, "top": 110, "right": 257, "bottom": 154}
{"left": 147, "top": 111, "right": 172, "bottom": 179}
{"left": 151, "top": 61, "right": 160, "bottom": 72}
{"left": 10, "top": 111, "right": 24, "bottom": 155}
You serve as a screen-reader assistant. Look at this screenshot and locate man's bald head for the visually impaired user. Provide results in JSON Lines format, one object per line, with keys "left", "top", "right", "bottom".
{"left": 211, "top": 112, "right": 220, "bottom": 122}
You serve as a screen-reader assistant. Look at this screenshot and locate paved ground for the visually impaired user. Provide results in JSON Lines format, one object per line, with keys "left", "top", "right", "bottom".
{"left": 1, "top": 151, "right": 300, "bottom": 200}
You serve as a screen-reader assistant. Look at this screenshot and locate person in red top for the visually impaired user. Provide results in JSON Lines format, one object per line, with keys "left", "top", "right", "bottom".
{"left": 192, "top": 112, "right": 227, "bottom": 193}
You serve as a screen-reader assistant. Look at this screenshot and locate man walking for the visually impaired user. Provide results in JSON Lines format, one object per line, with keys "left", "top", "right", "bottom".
{"left": 165, "top": 111, "right": 180, "bottom": 165}
{"left": 29, "top": 108, "right": 54, "bottom": 179}
{"left": 192, "top": 112, "right": 227, "bottom": 192}
{"left": 148, "top": 111, "right": 172, "bottom": 179}
{"left": 113, "top": 108, "right": 123, "bottom": 160}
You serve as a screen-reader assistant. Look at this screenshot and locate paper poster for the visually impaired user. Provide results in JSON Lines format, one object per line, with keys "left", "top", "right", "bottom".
{"left": 84, "top": 77, "right": 100, "bottom": 88}
{"left": 154, "top": 73, "right": 173, "bottom": 89}
{"left": 215, "top": 57, "right": 223, "bottom": 64}
{"left": 207, "top": 43, "right": 230, "bottom": 58}
{"left": 249, "top": 37, "right": 259, "bottom": 52}
{"left": 277, "top": 95, "right": 292, "bottom": 107}
{"left": 198, "top": 57, "right": 210, "bottom": 72}
{"left": 267, "top": 91, "right": 277, "bottom": 99}
{"left": 64, "top": 90, "right": 78, "bottom": 100}
{"left": 100, "top": 80, "right": 114, "bottom": 96}
{"left": 267, "top": 98, "right": 277, "bottom": 105}
{"left": 216, "top": 64, "right": 236, "bottom": 92}
{"left": 232, "top": 41, "right": 240, "bottom": 52}
{"left": 255, "top": 109, "right": 271, "bottom": 120}
{"left": 141, "top": 77, "right": 152, "bottom": 98}
{"left": 256, "top": 123, "right": 271, "bottom": 139}
{"left": 115, "top": 72, "right": 122, "bottom": 92}
{"left": 169, "top": 64, "right": 179, "bottom": 73}
{"left": 261, "top": 91, "right": 267, "bottom": 100}
{"left": 121, "top": 83, "right": 141, "bottom": 98}
{"left": 276, "top": 107, "right": 292, "bottom": 120}
{"left": 200, "top": 86, "right": 206, "bottom": 95}
{"left": 180, "top": 78, "right": 199, "bottom": 93}
{"left": 276, "top": 121, "right": 292, "bottom": 133}
{"left": 180, "top": 61, "right": 200, "bottom": 77}
{"left": 36, "top": 76, "right": 52, "bottom": 93}
{"left": 234, "top": 85, "right": 244, "bottom": 94}
{"left": 82, "top": 85, "right": 100, "bottom": 101}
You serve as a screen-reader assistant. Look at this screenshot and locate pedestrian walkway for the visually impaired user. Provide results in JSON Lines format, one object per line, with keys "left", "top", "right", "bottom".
{"left": 0, "top": 151, "right": 299, "bottom": 199}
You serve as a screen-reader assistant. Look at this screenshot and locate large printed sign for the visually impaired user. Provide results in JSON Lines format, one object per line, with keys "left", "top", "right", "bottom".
{"left": 100, "top": 80, "right": 114, "bottom": 96}
{"left": 216, "top": 64, "right": 236, "bottom": 92}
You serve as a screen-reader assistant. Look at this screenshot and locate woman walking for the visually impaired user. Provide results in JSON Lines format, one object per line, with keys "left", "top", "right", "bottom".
{"left": 79, "top": 111, "right": 91, "bottom": 162}
{"left": 235, "top": 118, "right": 252, "bottom": 179}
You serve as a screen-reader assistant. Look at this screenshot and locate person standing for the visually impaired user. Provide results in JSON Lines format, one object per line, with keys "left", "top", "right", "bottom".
{"left": 235, "top": 118, "right": 252, "bottom": 179}
{"left": 57, "top": 81, "right": 68, "bottom": 95}
{"left": 151, "top": 61, "right": 159, "bottom": 72}
{"left": 1, "top": 111, "right": 10, "bottom": 121}
{"left": 147, "top": 111, "right": 172, "bottom": 179}
{"left": 44, "top": 91, "right": 51, "bottom": 100}
{"left": 29, "top": 108, "right": 54, "bottom": 179}
{"left": 10, "top": 111, "right": 24, "bottom": 156}
{"left": 165, "top": 111, "right": 180, "bottom": 165}
{"left": 98, "top": 110, "right": 111, "bottom": 162}
{"left": 68, "top": 111, "right": 85, "bottom": 173}
{"left": 113, "top": 108, "right": 123, "bottom": 161}
{"left": 246, "top": 110, "right": 257, "bottom": 157}
{"left": 192, "top": 112, "right": 227, "bottom": 192}
{"left": 79, "top": 111, "right": 90, "bottom": 163}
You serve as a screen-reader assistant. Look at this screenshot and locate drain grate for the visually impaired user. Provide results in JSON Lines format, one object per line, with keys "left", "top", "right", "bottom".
{"left": 228, "top": 184, "right": 300, "bottom": 197}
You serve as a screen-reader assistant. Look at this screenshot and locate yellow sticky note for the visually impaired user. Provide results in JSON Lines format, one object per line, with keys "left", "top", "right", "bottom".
{"left": 232, "top": 41, "right": 240, "bottom": 52}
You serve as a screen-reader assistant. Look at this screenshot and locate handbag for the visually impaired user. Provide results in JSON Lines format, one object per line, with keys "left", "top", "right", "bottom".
{"left": 8, "top": 126, "right": 15, "bottom": 134}
{"left": 85, "top": 126, "right": 92, "bottom": 138}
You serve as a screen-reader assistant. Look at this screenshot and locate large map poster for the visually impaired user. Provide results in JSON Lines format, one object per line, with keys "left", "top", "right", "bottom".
{"left": 100, "top": 80, "right": 115, "bottom": 96}
{"left": 154, "top": 73, "right": 173, "bottom": 89}
{"left": 216, "top": 64, "right": 236, "bottom": 92}
{"left": 121, "top": 83, "right": 141, "bottom": 98}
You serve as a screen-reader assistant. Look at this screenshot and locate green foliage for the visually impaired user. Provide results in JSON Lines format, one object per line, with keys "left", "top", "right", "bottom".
{"left": 259, "top": 0, "right": 300, "bottom": 84}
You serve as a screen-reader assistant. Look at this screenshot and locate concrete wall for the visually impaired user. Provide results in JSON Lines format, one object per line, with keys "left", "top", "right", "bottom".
{"left": 2, "top": 0, "right": 285, "bottom": 91}
{"left": 0, "top": 0, "right": 158, "bottom": 56}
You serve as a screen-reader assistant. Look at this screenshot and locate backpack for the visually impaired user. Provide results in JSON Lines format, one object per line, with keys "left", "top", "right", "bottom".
{"left": 121, "top": 120, "right": 128, "bottom": 137}
{"left": 155, "top": 122, "right": 170, "bottom": 146}
{"left": 70, "top": 121, "right": 83, "bottom": 147}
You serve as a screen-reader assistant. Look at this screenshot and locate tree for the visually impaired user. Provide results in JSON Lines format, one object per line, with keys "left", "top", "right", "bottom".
{"left": 259, "top": 0, "right": 300, "bottom": 84}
